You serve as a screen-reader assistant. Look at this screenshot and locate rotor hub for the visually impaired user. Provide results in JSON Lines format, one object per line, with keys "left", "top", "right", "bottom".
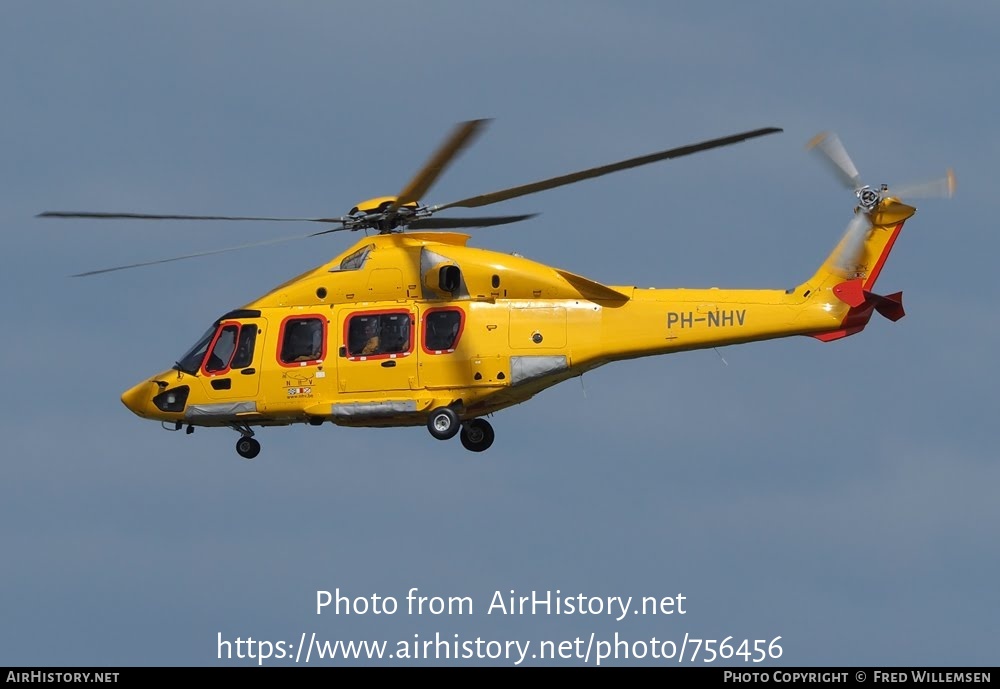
{"left": 344, "top": 201, "right": 434, "bottom": 234}
{"left": 856, "top": 185, "right": 882, "bottom": 211}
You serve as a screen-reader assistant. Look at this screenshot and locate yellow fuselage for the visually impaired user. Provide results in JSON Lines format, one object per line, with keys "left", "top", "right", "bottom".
{"left": 122, "top": 201, "right": 913, "bottom": 432}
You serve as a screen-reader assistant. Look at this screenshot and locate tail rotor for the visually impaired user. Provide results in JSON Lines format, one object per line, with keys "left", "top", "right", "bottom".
{"left": 808, "top": 131, "right": 956, "bottom": 277}
{"left": 808, "top": 130, "right": 956, "bottom": 207}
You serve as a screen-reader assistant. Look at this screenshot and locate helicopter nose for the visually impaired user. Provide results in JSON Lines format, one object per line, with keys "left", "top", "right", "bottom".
{"left": 121, "top": 381, "right": 154, "bottom": 417}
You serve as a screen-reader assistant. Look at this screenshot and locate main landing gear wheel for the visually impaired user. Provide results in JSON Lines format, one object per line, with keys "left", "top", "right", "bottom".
{"left": 235, "top": 436, "right": 261, "bottom": 459}
{"left": 427, "top": 407, "right": 460, "bottom": 440}
{"left": 460, "top": 418, "right": 495, "bottom": 453}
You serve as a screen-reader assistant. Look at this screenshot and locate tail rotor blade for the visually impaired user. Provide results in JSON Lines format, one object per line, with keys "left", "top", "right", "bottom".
{"left": 888, "top": 168, "right": 957, "bottom": 200}
{"left": 807, "top": 131, "right": 864, "bottom": 190}
{"left": 833, "top": 212, "right": 872, "bottom": 275}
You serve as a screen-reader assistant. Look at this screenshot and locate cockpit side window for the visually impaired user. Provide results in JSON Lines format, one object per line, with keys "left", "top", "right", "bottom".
{"left": 230, "top": 325, "right": 258, "bottom": 369}
{"left": 279, "top": 316, "right": 326, "bottom": 366}
{"left": 345, "top": 311, "right": 413, "bottom": 360}
{"left": 177, "top": 321, "right": 258, "bottom": 376}
{"left": 204, "top": 323, "right": 239, "bottom": 374}
{"left": 423, "top": 308, "right": 464, "bottom": 354}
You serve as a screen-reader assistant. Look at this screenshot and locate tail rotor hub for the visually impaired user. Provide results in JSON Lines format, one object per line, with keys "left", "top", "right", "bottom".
{"left": 856, "top": 186, "right": 882, "bottom": 211}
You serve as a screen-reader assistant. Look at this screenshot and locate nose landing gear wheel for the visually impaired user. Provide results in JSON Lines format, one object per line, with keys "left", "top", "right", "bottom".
{"left": 427, "top": 407, "right": 460, "bottom": 440}
{"left": 236, "top": 436, "right": 261, "bottom": 459}
{"left": 460, "top": 418, "right": 494, "bottom": 452}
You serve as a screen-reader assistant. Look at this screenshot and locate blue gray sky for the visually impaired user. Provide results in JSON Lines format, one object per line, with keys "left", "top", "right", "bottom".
{"left": 2, "top": 2, "right": 997, "bottom": 667}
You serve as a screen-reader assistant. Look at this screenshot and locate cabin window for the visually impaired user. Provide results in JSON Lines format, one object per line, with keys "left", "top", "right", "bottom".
{"left": 346, "top": 311, "right": 413, "bottom": 359}
{"left": 279, "top": 316, "right": 326, "bottom": 365}
{"left": 423, "top": 308, "right": 464, "bottom": 354}
{"left": 331, "top": 244, "right": 374, "bottom": 272}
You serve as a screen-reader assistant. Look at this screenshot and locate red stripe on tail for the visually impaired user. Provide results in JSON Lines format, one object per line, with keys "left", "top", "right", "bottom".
{"left": 864, "top": 222, "right": 904, "bottom": 290}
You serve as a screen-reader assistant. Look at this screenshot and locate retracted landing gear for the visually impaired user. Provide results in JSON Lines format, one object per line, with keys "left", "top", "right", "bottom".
{"left": 460, "top": 418, "right": 494, "bottom": 453}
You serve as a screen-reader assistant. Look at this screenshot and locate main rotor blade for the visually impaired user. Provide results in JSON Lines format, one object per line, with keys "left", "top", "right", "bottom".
{"left": 889, "top": 168, "right": 956, "bottom": 200}
{"left": 431, "top": 127, "right": 782, "bottom": 211}
{"left": 72, "top": 229, "right": 345, "bottom": 277}
{"left": 807, "top": 132, "right": 863, "bottom": 190}
{"left": 406, "top": 213, "right": 537, "bottom": 230}
{"left": 388, "top": 118, "right": 491, "bottom": 216}
{"left": 39, "top": 211, "right": 348, "bottom": 223}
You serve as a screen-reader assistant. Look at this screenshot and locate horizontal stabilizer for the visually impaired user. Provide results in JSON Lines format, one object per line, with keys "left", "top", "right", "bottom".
{"left": 869, "top": 291, "right": 905, "bottom": 322}
{"left": 832, "top": 280, "right": 906, "bottom": 321}
{"left": 814, "top": 284, "right": 904, "bottom": 342}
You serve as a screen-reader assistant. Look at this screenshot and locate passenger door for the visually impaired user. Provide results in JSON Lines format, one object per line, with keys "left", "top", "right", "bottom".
{"left": 337, "top": 308, "right": 417, "bottom": 393}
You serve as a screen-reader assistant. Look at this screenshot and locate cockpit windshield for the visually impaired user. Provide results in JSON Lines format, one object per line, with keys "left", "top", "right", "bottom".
{"left": 174, "top": 327, "right": 215, "bottom": 375}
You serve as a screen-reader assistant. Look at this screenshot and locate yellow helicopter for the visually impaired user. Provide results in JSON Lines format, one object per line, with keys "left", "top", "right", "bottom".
{"left": 40, "top": 121, "right": 955, "bottom": 458}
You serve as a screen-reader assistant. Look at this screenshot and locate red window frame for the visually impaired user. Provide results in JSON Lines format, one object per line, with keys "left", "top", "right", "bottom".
{"left": 421, "top": 307, "right": 465, "bottom": 355}
{"left": 344, "top": 309, "right": 414, "bottom": 362}
{"left": 276, "top": 314, "right": 328, "bottom": 368}
{"left": 201, "top": 321, "right": 242, "bottom": 377}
